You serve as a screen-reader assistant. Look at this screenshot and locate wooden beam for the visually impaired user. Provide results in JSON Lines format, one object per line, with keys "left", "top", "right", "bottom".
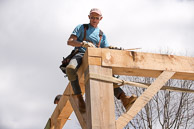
{"left": 85, "top": 65, "right": 116, "bottom": 129}
{"left": 101, "top": 49, "right": 194, "bottom": 73}
{"left": 55, "top": 119, "right": 63, "bottom": 129}
{"left": 111, "top": 67, "right": 194, "bottom": 81}
{"left": 86, "top": 48, "right": 194, "bottom": 80}
{"left": 86, "top": 72, "right": 194, "bottom": 93}
{"left": 50, "top": 49, "right": 90, "bottom": 129}
{"left": 50, "top": 83, "right": 85, "bottom": 129}
{"left": 69, "top": 95, "right": 86, "bottom": 129}
{"left": 50, "top": 83, "right": 73, "bottom": 129}
{"left": 116, "top": 71, "right": 175, "bottom": 129}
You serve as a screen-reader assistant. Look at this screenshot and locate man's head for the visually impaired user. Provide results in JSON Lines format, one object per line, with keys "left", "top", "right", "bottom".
{"left": 54, "top": 94, "right": 62, "bottom": 104}
{"left": 88, "top": 8, "right": 103, "bottom": 28}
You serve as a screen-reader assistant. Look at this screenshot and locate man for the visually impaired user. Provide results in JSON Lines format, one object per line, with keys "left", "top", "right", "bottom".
{"left": 65, "top": 8, "right": 137, "bottom": 113}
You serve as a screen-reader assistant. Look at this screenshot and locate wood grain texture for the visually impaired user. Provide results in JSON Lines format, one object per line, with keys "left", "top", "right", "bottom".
{"left": 69, "top": 95, "right": 86, "bottom": 129}
{"left": 50, "top": 83, "right": 73, "bottom": 129}
{"left": 99, "top": 48, "right": 194, "bottom": 80}
{"left": 85, "top": 65, "right": 116, "bottom": 129}
{"left": 50, "top": 83, "right": 85, "bottom": 129}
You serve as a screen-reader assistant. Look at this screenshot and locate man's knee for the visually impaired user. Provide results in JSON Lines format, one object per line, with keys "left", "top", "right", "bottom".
{"left": 66, "top": 64, "right": 77, "bottom": 81}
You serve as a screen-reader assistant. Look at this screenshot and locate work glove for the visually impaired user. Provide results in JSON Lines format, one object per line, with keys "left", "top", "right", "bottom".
{"left": 108, "top": 46, "right": 123, "bottom": 50}
{"left": 82, "top": 41, "right": 95, "bottom": 48}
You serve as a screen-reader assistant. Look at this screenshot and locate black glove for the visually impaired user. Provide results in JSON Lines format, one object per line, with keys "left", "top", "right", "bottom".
{"left": 108, "top": 46, "right": 123, "bottom": 50}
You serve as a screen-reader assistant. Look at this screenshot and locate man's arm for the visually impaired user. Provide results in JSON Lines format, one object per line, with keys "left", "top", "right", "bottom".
{"left": 67, "top": 34, "right": 83, "bottom": 47}
{"left": 67, "top": 34, "right": 95, "bottom": 48}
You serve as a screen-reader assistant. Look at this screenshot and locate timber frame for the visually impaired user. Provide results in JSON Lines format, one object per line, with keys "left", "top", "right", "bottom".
{"left": 45, "top": 48, "right": 194, "bottom": 129}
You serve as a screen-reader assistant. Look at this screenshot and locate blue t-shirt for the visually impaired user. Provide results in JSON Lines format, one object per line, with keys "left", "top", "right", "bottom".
{"left": 71, "top": 24, "right": 109, "bottom": 53}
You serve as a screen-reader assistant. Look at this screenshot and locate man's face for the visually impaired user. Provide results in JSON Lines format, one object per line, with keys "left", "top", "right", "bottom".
{"left": 88, "top": 12, "right": 102, "bottom": 28}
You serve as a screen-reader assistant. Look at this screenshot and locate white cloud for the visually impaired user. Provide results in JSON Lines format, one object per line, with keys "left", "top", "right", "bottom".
{"left": 0, "top": 0, "right": 194, "bottom": 129}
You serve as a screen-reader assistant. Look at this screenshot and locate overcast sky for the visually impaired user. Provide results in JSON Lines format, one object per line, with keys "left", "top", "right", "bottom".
{"left": 0, "top": 0, "right": 194, "bottom": 129}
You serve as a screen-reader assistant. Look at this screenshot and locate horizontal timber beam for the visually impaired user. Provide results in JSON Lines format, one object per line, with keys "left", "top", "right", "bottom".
{"left": 86, "top": 48, "right": 194, "bottom": 81}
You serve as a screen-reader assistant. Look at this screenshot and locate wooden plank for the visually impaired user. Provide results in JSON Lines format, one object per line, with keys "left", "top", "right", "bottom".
{"left": 112, "top": 67, "right": 194, "bottom": 81}
{"left": 98, "top": 48, "right": 194, "bottom": 80}
{"left": 116, "top": 71, "right": 175, "bottom": 129}
{"left": 50, "top": 82, "right": 85, "bottom": 129}
{"left": 85, "top": 65, "right": 116, "bottom": 129}
{"left": 101, "top": 49, "right": 194, "bottom": 72}
{"left": 50, "top": 98, "right": 72, "bottom": 129}
{"left": 69, "top": 95, "right": 86, "bottom": 129}
{"left": 86, "top": 72, "right": 194, "bottom": 93}
{"left": 50, "top": 83, "right": 73, "bottom": 129}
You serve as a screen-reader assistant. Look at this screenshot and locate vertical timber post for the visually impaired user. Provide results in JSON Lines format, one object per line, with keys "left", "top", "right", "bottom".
{"left": 85, "top": 65, "right": 116, "bottom": 129}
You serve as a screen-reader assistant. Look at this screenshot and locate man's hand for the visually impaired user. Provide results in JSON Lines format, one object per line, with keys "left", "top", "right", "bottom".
{"left": 82, "top": 41, "right": 96, "bottom": 48}
{"left": 108, "top": 46, "right": 123, "bottom": 50}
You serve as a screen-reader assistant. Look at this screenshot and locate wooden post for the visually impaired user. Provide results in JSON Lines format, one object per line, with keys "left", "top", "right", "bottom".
{"left": 85, "top": 65, "right": 116, "bottom": 129}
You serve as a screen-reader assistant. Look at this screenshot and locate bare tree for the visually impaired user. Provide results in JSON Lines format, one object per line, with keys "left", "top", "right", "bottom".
{"left": 115, "top": 76, "right": 194, "bottom": 129}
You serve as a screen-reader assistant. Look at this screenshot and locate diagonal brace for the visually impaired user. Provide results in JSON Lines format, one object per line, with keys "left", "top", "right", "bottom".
{"left": 116, "top": 71, "right": 175, "bottom": 129}
{"left": 69, "top": 95, "right": 86, "bottom": 129}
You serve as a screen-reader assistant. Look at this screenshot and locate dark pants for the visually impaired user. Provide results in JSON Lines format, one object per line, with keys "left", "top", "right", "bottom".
{"left": 66, "top": 52, "right": 123, "bottom": 99}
